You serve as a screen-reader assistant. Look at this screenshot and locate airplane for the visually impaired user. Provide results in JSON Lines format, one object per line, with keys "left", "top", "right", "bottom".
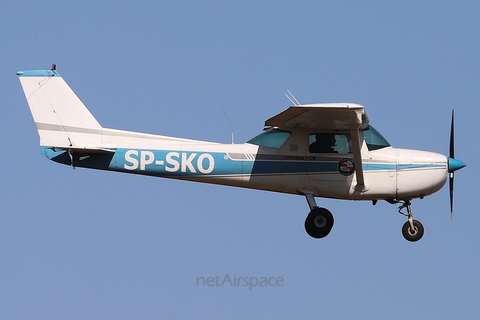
{"left": 17, "top": 65, "right": 466, "bottom": 242}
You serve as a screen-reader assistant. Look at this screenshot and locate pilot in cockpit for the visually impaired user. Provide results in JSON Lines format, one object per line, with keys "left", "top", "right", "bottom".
{"left": 309, "top": 134, "right": 338, "bottom": 153}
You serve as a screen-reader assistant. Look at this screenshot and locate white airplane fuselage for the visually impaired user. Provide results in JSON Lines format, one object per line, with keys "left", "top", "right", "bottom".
{"left": 42, "top": 126, "right": 448, "bottom": 202}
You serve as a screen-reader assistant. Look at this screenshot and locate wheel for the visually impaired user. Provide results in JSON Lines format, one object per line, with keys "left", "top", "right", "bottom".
{"left": 305, "top": 207, "right": 334, "bottom": 239}
{"left": 402, "top": 220, "right": 424, "bottom": 242}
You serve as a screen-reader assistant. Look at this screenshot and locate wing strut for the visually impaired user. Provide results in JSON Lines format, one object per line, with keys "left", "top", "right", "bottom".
{"left": 350, "top": 126, "right": 366, "bottom": 189}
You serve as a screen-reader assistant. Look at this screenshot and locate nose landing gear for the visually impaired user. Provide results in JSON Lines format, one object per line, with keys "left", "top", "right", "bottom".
{"left": 398, "top": 200, "right": 424, "bottom": 242}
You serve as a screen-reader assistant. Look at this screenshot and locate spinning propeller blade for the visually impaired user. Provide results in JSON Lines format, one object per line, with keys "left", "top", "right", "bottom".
{"left": 447, "top": 110, "right": 466, "bottom": 219}
{"left": 450, "top": 110, "right": 454, "bottom": 218}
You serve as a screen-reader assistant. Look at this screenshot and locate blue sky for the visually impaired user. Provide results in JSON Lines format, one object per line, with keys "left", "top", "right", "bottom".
{"left": 1, "top": 1, "right": 479, "bottom": 319}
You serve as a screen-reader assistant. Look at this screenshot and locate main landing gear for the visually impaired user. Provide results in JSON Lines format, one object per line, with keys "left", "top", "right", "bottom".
{"left": 303, "top": 194, "right": 334, "bottom": 239}
{"left": 398, "top": 200, "right": 424, "bottom": 242}
{"left": 305, "top": 207, "right": 334, "bottom": 239}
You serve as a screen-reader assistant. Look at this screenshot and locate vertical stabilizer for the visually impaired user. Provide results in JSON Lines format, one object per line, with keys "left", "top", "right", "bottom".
{"left": 17, "top": 69, "right": 102, "bottom": 148}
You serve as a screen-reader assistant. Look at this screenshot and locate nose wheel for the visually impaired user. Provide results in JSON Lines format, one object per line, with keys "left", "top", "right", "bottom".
{"left": 398, "top": 201, "right": 424, "bottom": 242}
{"left": 402, "top": 220, "right": 424, "bottom": 242}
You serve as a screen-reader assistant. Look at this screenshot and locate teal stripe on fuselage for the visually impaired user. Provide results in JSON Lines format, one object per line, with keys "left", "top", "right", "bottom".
{"left": 113, "top": 149, "right": 243, "bottom": 176}
{"left": 111, "top": 149, "right": 339, "bottom": 177}
{"left": 364, "top": 163, "right": 445, "bottom": 171}
{"left": 40, "top": 147, "right": 339, "bottom": 176}
{"left": 397, "top": 164, "right": 445, "bottom": 170}
{"left": 40, "top": 146, "right": 446, "bottom": 177}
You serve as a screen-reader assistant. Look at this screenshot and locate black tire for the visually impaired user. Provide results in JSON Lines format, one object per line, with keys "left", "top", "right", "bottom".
{"left": 305, "top": 207, "right": 334, "bottom": 239}
{"left": 402, "top": 220, "right": 424, "bottom": 242}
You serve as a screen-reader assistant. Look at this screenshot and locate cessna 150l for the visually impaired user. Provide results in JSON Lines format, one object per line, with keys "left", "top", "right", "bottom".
{"left": 18, "top": 66, "right": 466, "bottom": 242}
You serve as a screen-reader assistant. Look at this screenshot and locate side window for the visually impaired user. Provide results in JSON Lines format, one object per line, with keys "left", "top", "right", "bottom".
{"left": 309, "top": 133, "right": 352, "bottom": 154}
{"left": 247, "top": 128, "right": 292, "bottom": 149}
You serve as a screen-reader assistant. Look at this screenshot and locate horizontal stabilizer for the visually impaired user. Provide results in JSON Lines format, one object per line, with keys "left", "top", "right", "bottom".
{"left": 50, "top": 146, "right": 116, "bottom": 154}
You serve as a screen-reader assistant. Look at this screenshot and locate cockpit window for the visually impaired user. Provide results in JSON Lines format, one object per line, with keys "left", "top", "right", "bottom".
{"left": 362, "top": 126, "right": 390, "bottom": 150}
{"left": 247, "top": 128, "right": 292, "bottom": 149}
{"left": 309, "top": 133, "right": 352, "bottom": 154}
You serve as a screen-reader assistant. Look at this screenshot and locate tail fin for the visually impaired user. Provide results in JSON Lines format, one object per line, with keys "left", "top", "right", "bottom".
{"left": 17, "top": 68, "right": 102, "bottom": 149}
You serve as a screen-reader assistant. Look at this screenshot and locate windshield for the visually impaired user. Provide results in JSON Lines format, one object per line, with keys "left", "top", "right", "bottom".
{"left": 362, "top": 126, "right": 390, "bottom": 150}
{"left": 247, "top": 128, "right": 292, "bottom": 148}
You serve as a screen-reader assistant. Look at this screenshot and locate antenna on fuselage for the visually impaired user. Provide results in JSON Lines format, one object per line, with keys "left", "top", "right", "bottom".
{"left": 285, "top": 90, "right": 300, "bottom": 106}
{"left": 223, "top": 109, "right": 235, "bottom": 144}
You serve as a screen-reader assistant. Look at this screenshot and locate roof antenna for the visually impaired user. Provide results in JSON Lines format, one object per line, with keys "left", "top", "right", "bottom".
{"left": 223, "top": 109, "right": 235, "bottom": 144}
{"left": 285, "top": 90, "right": 300, "bottom": 106}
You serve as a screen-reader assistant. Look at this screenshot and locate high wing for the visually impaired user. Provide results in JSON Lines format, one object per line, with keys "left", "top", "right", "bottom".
{"left": 265, "top": 103, "right": 369, "bottom": 130}
{"left": 266, "top": 103, "right": 369, "bottom": 187}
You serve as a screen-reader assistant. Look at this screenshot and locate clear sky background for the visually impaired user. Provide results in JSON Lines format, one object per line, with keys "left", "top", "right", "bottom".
{"left": 1, "top": 1, "right": 479, "bottom": 319}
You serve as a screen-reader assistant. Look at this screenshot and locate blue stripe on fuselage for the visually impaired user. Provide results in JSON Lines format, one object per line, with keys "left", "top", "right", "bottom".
{"left": 111, "top": 149, "right": 340, "bottom": 177}
{"left": 364, "top": 163, "right": 445, "bottom": 171}
{"left": 40, "top": 147, "right": 446, "bottom": 176}
{"left": 113, "top": 149, "right": 243, "bottom": 176}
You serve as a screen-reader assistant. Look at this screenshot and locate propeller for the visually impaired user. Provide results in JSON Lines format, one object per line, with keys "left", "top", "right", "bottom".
{"left": 448, "top": 110, "right": 466, "bottom": 218}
